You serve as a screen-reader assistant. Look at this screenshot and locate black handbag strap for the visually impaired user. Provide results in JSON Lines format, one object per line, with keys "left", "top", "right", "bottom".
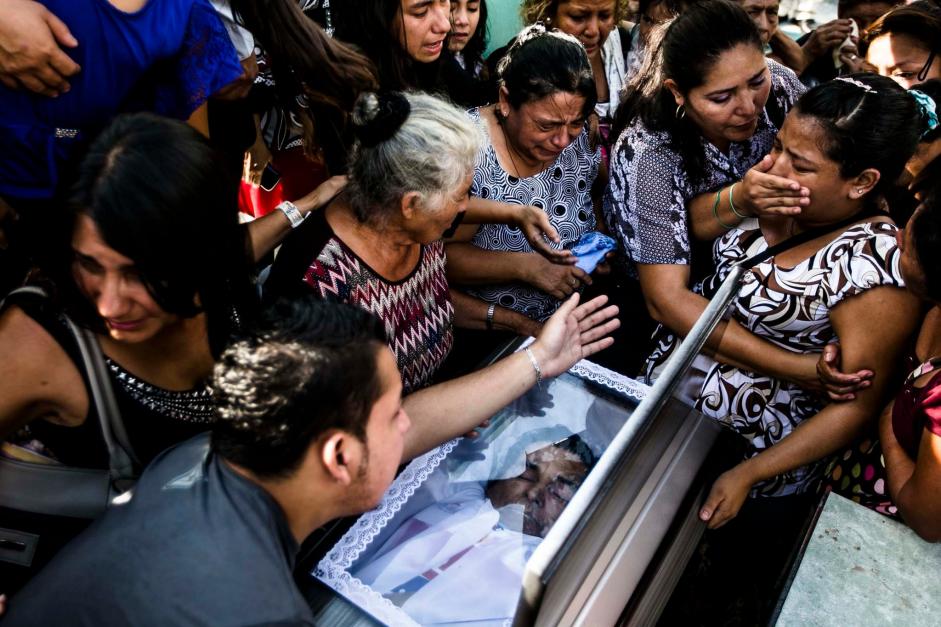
{"left": 64, "top": 320, "right": 139, "bottom": 489}
{"left": 739, "top": 211, "right": 880, "bottom": 271}
{"left": 0, "top": 287, "right": 139, "bottom": 493}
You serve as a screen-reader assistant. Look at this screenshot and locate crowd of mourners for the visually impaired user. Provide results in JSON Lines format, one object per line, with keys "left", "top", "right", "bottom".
{"left": 0, "top": 0, "right": 939, "bottom": 623}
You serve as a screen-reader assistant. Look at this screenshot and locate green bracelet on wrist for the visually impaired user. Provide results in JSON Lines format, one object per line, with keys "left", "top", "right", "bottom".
{"left": 713, "top": 189, "right": 735, "bottom": 229}
{"left": 728, "top": 183, "right": 749, "bottom": 219}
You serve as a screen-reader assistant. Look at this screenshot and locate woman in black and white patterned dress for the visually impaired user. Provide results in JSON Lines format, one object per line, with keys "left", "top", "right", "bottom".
{"left": 447, "top": 26, "right": 605, "bottom": 324}
{"left": 651, "top": 75, "right": 932, "bottom": 528}
{"left": 602, "top": 0, "right": 842, "bottom": 381}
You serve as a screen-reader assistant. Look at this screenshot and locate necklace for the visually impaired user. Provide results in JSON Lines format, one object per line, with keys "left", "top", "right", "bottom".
{"left": 498, "top": 116, "right": 524, "bottom": 178}
{"left": 497, "top": 111, "right": 548, "bottom": 178}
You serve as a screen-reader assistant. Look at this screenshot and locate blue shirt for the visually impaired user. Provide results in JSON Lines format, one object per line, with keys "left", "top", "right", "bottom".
{"left": 0, "top": 0, "right": 241, "bottom": 200}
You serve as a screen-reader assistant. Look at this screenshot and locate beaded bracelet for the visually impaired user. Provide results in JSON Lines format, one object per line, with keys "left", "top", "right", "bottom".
{"left": 712, "top": 189, "right": 735, "bottom": 229}
{"left": 727, "top": 183, "right": 749, "bottom": 219}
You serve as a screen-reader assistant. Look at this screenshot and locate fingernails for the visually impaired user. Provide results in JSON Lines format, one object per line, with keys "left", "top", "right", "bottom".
{"left": 699, "top": 509, "right": 711, "bottom": 520}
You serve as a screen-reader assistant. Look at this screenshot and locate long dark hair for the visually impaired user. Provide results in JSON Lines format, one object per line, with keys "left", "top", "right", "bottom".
{"left": 863, "top": 1, "right": 941, "bottom": 74}
{"left": 333, "top": 0, "right": 444, "bottom": 92}
{"left": 613, "top": 0, "right": 762, "bottom": 184}
{"left": 230, "top": 0, "right": 378, "bottom": 174}
{"left": 458, "top": 0, "right": 489, "bottom": 72}
{"left": 56, "top": 113, "right": 255, "bottom": 357}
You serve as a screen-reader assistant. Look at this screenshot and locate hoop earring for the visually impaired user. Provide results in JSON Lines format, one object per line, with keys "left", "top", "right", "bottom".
{"left": 675, "top": 104, "right": 686, "bottom": 120}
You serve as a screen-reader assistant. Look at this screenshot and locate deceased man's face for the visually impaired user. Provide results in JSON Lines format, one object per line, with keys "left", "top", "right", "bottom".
{"left": 485, "top": 444, "right": 588, "bottom": 538}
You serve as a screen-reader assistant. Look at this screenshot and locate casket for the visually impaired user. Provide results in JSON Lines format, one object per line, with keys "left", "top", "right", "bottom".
{"left": 309, "top": 266, "right": 749, "bottom": 626}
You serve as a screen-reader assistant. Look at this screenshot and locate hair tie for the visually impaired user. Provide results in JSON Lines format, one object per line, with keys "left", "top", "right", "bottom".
{"left": 834, "top": 76, "right": 877, "bottom": 93}
{"left": 498, "top": 23, "right": 587, "bottom": 79}
{"left": 351, "top": 91, "right": 411, "bottom": 148}
{"left": 911, "top": 89, "right": 940, "bottom": 139}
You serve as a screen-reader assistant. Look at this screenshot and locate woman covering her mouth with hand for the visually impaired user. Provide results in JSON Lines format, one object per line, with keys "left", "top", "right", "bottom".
{"left": 603, "top": 0, "right": 824, "bottom": 376}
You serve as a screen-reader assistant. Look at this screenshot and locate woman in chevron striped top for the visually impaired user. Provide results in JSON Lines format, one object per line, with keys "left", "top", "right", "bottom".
{"left": 267, "top": 90, "right": 550, "bottom": 392}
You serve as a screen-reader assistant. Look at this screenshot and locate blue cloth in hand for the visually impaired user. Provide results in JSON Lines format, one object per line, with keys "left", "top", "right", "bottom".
{"left": 570, "top": 231, "right": 617, "bottom": 273}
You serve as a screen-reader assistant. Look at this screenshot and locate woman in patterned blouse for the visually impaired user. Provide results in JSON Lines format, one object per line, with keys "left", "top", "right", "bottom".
{"left": 657, "top": 74, "right": 930, "bottom": 621}
{"left": 655, "top": 75, "right": 928, "bottom": 527}
{"left": 447, "top": 26, "right": 607, "bottom": 325}
{"left": 602, "top": 0, "right": 860, "bottom": 383}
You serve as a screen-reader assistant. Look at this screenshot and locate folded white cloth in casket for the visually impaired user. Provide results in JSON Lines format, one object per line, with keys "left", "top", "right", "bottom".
{"left": 354, "top": 481, "right": 540, "bottom": 625}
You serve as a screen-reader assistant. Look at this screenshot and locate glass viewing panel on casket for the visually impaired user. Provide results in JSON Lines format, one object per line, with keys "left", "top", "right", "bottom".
{"left": 315, "top": 266, "right": 748, "bottom": 626}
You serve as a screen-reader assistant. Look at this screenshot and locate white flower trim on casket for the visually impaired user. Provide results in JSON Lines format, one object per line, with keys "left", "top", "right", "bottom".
{"left": 314, "top": 357, "right": 648, "bottom": 626}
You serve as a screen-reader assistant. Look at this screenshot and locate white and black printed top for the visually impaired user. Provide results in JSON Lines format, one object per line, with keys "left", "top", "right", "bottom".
{"left": 644, "top": 220, "right": 904, "bottom": 496}
{"left": 464, "top": 107, "right": 602, "bottom": 321}
{"left": 602, "top": 59, "right": 805, "bottom": 277}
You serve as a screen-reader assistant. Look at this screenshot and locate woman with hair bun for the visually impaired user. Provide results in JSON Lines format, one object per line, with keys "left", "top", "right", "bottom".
{"left": 267, "top": 91, "right": 474, "bottom": 393}
{"left": 266, "top": 90, "right": 612, "bottom": 392}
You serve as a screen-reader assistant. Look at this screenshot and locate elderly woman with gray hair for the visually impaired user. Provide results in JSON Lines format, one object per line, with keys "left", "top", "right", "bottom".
{"left": 266, "top": 90, "right": 560, "bottom": 392}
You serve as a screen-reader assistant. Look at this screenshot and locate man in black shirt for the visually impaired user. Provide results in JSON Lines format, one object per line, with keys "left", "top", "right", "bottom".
{"left": 4, "top": 299, "right": 401, "bottom": 626}
{"left": 4, "top": 292, "right": 619, "bottom": 625}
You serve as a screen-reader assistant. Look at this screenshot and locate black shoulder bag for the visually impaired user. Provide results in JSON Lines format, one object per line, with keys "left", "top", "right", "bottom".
{"left": 0, "top": 286, "right": 138, "bottom": 591}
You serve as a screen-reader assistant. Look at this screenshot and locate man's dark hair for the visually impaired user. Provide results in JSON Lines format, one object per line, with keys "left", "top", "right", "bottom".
{"left": 211, "top": 297, "right": 388, "bottom": 479}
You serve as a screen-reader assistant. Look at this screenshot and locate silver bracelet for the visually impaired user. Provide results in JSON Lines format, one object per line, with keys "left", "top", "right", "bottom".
{"left": 485, "top": 303, "right": 496, "bottom": 330}
{"left": 276, "top": 200, "right": 306, "bottom": 229}
{"left": 524, "top": 346, "right": 542, "bottom": 385}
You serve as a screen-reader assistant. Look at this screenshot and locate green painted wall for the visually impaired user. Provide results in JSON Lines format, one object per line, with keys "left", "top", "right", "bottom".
{"left": 485, "top": 0, "right": 523, "bottom": 54}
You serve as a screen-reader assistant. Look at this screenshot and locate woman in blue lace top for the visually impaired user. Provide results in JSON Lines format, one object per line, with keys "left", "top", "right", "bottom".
{"left": 0, "top": 0, "right": 242, "bottom": 204}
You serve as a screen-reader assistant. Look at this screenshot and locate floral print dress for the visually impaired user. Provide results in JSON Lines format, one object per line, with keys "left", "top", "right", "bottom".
{"left": 645, "top": 221, "right": 905, "bottom": 496}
